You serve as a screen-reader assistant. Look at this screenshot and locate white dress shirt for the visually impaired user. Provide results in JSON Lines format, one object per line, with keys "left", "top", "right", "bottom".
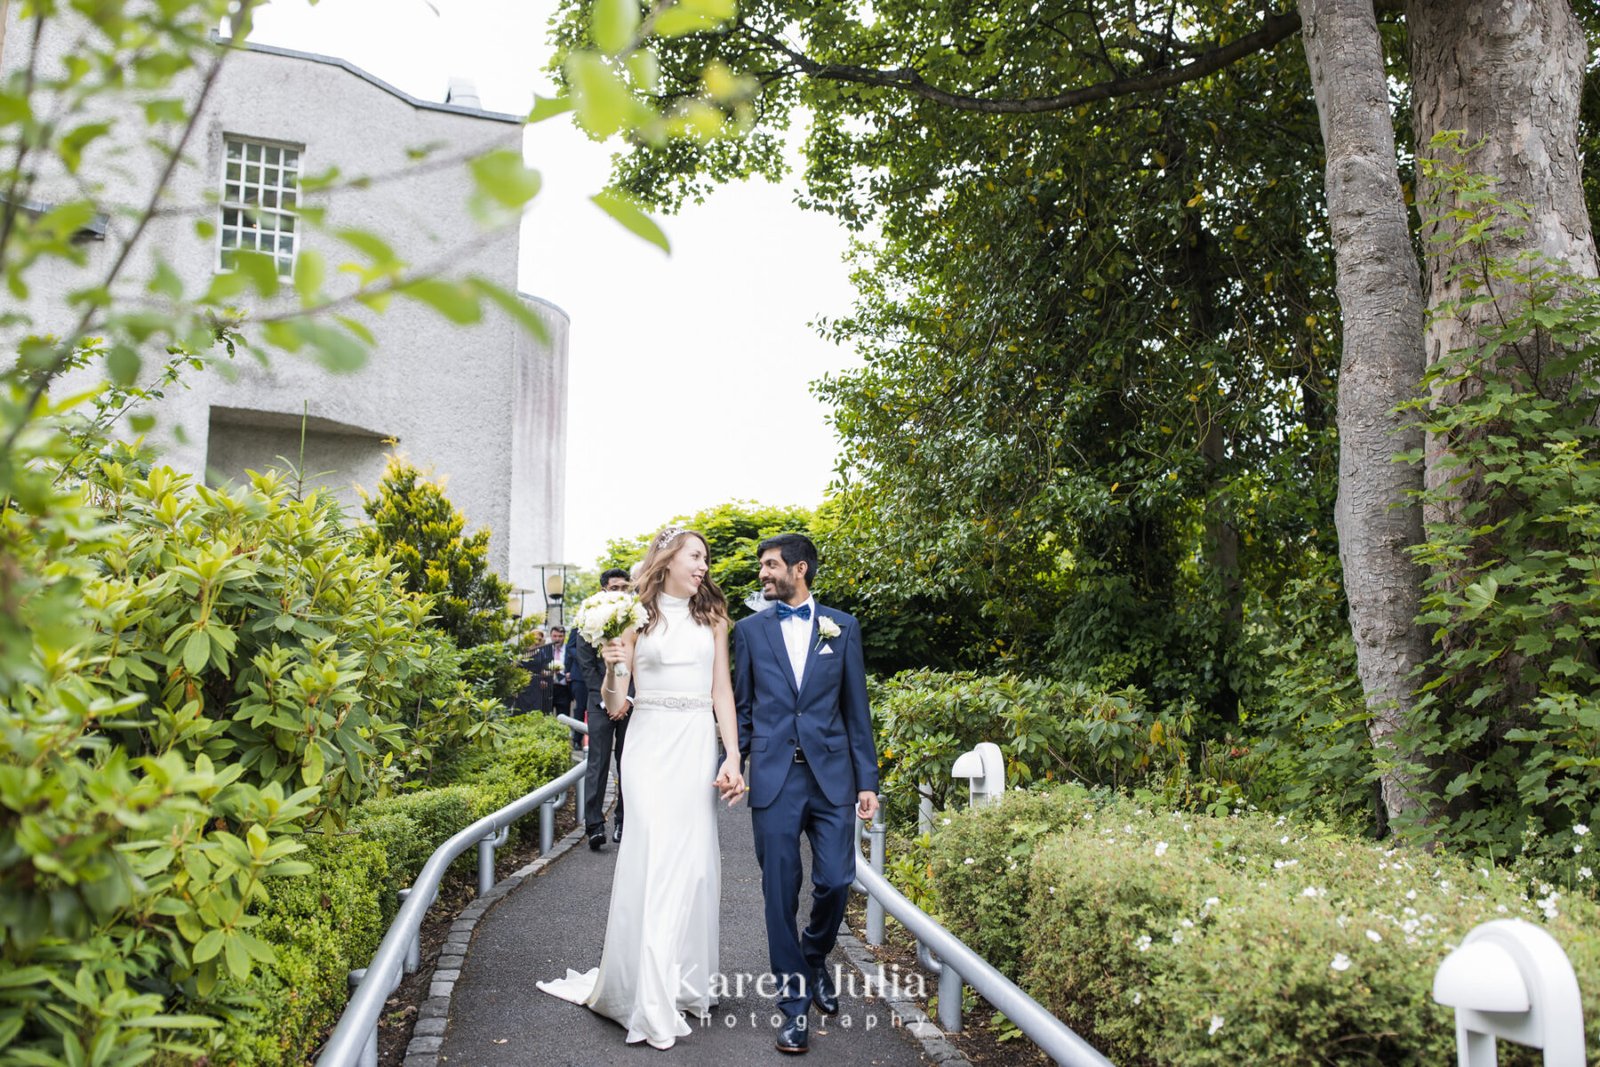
{"left": 779, "top": 596, "right": 816, "bottom": 689}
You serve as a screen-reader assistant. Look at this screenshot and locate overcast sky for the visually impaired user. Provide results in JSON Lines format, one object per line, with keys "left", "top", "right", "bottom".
{"left": 248, "top": 0, "right": 862, "bottom": 569}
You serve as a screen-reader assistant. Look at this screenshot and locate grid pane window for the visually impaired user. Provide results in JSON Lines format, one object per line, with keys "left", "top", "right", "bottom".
{"left": 218, "top": 137, "right": 302, "bottom": 276}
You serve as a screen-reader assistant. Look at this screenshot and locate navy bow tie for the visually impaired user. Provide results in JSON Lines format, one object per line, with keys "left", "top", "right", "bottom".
{"left": 775, "top": 602, "right": 812, "bottom": 622}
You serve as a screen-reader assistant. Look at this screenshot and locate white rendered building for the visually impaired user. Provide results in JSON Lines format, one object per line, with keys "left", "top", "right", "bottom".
{"left": 1, "top": 19, "right": 568, "bottom": 595}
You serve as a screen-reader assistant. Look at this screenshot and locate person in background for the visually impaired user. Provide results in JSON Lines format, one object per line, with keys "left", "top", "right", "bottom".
{"left": 529, "top": 625, "right": 568, "bottom": 716}
{"left": 509, "top": 628, "right": 545, "bottom": 714}
{"left": 564, "top": 623, "right": 587, "bottom": 749}
{"left": 575, "top": 568, "right": 632, "bottom": 850}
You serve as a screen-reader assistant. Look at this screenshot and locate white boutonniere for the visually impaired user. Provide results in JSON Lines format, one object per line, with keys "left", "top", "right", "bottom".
{"left": 815, "top": 616, "right": 841, "bottom": 649}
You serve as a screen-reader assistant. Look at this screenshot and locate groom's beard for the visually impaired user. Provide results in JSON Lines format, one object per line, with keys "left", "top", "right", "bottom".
{"left": 761, "top": 575, "right": 796, "bottom": 602}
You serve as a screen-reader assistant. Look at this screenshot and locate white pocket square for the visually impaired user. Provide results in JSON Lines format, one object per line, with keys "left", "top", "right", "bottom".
{"left": 819, "top": 646, "right": 835, "bottom": 655}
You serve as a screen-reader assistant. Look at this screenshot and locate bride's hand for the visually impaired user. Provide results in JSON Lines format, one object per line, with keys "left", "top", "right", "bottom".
{"left": 714, "top": 756, "right": 746, "bottom": 805}
{"left": 600, "top": 639, "right": 626, "bottom": 665}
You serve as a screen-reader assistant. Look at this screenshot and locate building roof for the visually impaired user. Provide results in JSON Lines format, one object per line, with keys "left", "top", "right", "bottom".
{"left": 237, "top": 39, "right": 524, "bottom": 125}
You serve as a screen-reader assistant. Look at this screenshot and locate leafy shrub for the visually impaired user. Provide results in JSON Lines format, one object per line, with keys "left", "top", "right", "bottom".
{"left": 213, "top": 835, "right": 388, "bottom": 1065}
{"left": 927, "top": 787, "right": 1600, "bottom": 1064}
{"left": 1398, "top": 263, "right": 1600, "bottom": 869}
{"left": 359, "top": 457, "right": 529, "bottom": 706}
{"left": 83, "top": 460, "right": 453, "bottom": 826}
{"left": 873, "top": 670, "right": 1265, "bottom": 827}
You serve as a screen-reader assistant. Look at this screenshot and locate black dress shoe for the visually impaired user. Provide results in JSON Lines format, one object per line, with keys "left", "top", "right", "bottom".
{"left": 587, "top": 832, "right": 606, "bottom": 851}
{"left": 812, "top": 969, "right": 839, "bottom": 1015}
{"left": 612, "top": 825, "right": 623, "bottom": 843}
{"left": 775, "top": 1013, "right": 809, "bottom": 1054}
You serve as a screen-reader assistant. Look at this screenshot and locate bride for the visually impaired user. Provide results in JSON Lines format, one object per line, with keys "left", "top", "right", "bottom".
{"left": 536, "top": 526, "right": 746, "bottom": 1050}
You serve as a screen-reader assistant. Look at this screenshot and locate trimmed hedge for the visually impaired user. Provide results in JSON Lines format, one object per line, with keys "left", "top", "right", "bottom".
{"left": 214, "top": 715, "right": 574, "bottom": 1063}
{"left": 928, "top": 787, "right": 1600, "bottom": 1065}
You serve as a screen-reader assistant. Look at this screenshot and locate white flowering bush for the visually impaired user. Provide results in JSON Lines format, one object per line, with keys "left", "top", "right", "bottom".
{"left": 928, "top": 786, "right": 1600, "bottom": 1064}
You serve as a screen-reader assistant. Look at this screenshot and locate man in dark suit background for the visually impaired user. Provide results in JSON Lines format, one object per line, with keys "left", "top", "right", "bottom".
{"left": 575, "top": 568, "right": 632, "bottom": 850}
{"left": 564, "top": 625, "right": 587, "bottom": 749}
{"left": 528, "top": 625, "right": 569, "bottom": 717}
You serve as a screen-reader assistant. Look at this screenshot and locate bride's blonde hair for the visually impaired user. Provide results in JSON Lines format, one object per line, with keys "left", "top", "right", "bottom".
{"left": 634, "top": 525, "right": 728, "bottom": 633}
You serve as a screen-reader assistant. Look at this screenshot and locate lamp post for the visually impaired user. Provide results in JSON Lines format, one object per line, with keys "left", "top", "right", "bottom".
{"left": 540, "top": 564, "right": 568, "bottom": 627}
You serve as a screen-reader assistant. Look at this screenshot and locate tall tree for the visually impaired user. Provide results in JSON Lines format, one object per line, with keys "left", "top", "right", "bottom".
{"left": 1299, "top": 0, "right": 1430, "bottom": 826}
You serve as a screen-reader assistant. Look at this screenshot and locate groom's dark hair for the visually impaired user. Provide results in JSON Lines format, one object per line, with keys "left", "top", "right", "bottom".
{"left": 758, "top": 533, "right": 820, "bottom": 585}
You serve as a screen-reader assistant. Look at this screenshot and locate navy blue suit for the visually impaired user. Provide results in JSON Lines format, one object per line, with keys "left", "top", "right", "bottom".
{"left": 733, "top": 603, "right": 878, "bottom": 1018}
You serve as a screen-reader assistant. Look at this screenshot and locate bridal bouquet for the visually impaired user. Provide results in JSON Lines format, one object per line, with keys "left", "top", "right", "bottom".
{"left": 573, "top": 590, "right": 649, "bottom": 679}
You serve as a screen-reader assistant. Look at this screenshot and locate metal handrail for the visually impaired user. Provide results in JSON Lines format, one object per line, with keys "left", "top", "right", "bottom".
{"left": 854, "top": 819, "right": 1114, "bottom": 1067}
{"left": 316, "top": 746, "right": 588, "bottom": 1067}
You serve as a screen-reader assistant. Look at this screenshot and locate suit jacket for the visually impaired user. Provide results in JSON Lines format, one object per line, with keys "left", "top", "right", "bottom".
{"left": 733, "top": 603, "right": 879, "bottom": 810}
{"left": 565, "top": 629, "right": 588, "bottom": 714}
{"left": 572, "top": 631, "right": 606, "bottom": 718}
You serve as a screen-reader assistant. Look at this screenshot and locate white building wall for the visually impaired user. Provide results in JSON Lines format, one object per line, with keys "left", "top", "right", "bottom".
{"left": 1, "top": 21, "right": 567, "bottom": 586}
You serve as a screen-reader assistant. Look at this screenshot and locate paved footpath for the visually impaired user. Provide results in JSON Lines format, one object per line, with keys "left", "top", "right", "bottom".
{"left": 436, "top": 794, "right": 934, "bottom": 1066}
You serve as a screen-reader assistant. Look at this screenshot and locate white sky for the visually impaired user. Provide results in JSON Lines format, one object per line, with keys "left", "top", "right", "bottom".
{"left": 247, "top": 0, "right": 862, "bottom": 568}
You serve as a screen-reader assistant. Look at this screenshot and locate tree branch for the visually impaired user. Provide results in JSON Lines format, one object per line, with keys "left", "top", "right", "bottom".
{"left": 753, "top": 7, "right": 1304, "bottom": 115}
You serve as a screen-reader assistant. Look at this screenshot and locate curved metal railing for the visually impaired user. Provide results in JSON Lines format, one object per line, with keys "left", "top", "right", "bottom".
{"left": 316, "top": 718, "right": 590, "bottom": 1067}
{"left": 854, "top": 818, "right": 1114, "bottom": 1067}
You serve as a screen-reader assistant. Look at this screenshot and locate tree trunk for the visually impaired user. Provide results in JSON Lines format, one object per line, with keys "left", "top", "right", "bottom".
{"left": 1300, "top": 0, "right": 1433, "bottom": 826}
{"left": 1408, "top": 0, "right": 1598, "bottom": 514}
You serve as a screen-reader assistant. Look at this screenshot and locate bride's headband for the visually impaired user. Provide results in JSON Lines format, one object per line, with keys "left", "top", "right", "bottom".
{"left": 653, "top": 524, "right": 689, "bottom": 551}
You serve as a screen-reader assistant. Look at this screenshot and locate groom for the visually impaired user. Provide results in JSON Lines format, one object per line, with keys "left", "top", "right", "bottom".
{"left": 731, "top": 533, "right": 879, "bottom": 1055}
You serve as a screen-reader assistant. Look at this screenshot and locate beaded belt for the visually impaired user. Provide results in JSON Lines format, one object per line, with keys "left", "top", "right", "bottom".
{"left": 633, "top": 694, "right": 713, "bottom": 711}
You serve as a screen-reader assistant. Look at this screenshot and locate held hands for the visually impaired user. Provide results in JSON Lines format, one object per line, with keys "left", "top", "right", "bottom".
{"left": 713, "top": 755, "right": 746, "bottom": 807}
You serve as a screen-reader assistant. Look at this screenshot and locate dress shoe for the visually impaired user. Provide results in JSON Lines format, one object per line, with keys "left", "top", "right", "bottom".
{"left": 811, "top": 968, "right": 839, "bottom": 1015}
{"left": 612, "top": 824, "right": 623, "bottom": 843}
{"left": 588, "top": 832, "right": 606, "bottom": 851}
{"left": 774, "top": 1013, "right": 809, "bottom": 1054}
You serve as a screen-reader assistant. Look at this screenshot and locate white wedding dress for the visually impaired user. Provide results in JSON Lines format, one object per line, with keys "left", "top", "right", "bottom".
{"left": 536, "top": 593, "right": 720, "bottom": 1049}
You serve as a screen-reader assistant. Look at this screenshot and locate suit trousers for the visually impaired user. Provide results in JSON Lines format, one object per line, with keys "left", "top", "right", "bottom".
{"left": 583, "top": 707, "right": 627, "bottom": 836}
{"left": 751, "top": 757, "right": 856, "bottom": 1018}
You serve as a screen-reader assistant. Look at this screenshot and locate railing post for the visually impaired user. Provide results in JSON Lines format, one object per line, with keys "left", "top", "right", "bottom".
{"left": 540, "top": 797, "right": 555, "bottom": 855}
{"left": 917, "top": 782, "right": 933, "bottom": 837}
{"left": 939, "top": 958, "right": 963, "bottom": 1032}
{"left": 575, "top": 771, "right": 586, "bottom": 827}
{"left": 346, "top": 970, "right": 378, "bottom": 1067}
{"left": 397, "top": 890, "right": 420, "bottom": 974}
{"left": 478, "top": 832, "right": 496, "bottom": 896}
{"left": 867, "top": 815, "right": 886, "bottom": 946}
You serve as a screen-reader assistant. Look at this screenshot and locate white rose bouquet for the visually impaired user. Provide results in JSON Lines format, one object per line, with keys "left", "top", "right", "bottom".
{"left": 573, "top": 590, "right": 649, "bottom": 679}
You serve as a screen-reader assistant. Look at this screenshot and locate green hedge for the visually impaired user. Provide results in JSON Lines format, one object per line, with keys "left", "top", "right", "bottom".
{"left": 928, "top": 787, "right": 1600, "bottom": 1065}
{"left": 214, "top": 715, "right": 574, "bottom": 1063}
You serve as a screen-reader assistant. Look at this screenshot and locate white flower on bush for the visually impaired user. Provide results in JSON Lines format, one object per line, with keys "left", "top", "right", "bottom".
{"left": 1576, "top": 824, "right": 1590, "bottom": 836}
{"left": 1203, "top": 896, "right": 1220, "bottom": 910}
{"left": 1135, "top": 934, "right": 1152, "bottom": 953}
{"left": 1301, "top": 886, "right": 1325, "bottom": 898}
{"left": 1365, "top": 929, "right": 1383, "bottom": 943}
{"left": 1132, "top": 992, "right": 1142, "bottom": 1006}
{"left": 1208, "top": 1015, "right": 1224, "bottom": 1036}
{"left": 1576, "top": 844, "right": 1584, "bottom": 855}
{"left": 1272, "top": 858, "right": 1298, "bottom": 870}
{"left": 963, "top": 857, "right": 975, "bottom": 866}
{"left": 1154, "top": 841, "right": 1169, "bottom": 857}
{"left": 1330, "top": 953, "right": 1352, "bottom": 972}
{"left": 1580, "top": 867, "right": 1593, "bottom": 881}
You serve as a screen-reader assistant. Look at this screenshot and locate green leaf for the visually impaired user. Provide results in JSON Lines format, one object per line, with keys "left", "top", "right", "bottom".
{"left": 469, "top": 149, "right": 542, "bottom": 210}
{"left": 475, "top": 280, "right": 550, "bottom": 343}
{"left": 592, "top": 0, "right": 640, "bottom": 54}
{"left": 564, "top": 53, "right": 638, "bottom": 138}
{"left": 527, "top": 94, "right": 573, "bottom": 124}
{"left": 302, "top": 744, "right": 325, "bottom": 787}
{"left": 182, "top": 630, "right": 210, "bottom": 674}
{"left": 192, "top": 929, "right": 224, "bottom": 964}
{"left": 293, "top": 249, "right": 325, "bottom": 305}
{"left": 401, "top": 278, "right": 483, "bottom": 325}
{"left": 106, "top": 345, "right": 141, "bottom": 387}
{"left": 591, "top": 190, "right": 670, "bottom": 253}
{"left": 59, "top": 121, "right": 112, "bottom": 174}
{"left": 653, "top": 0, "right": 736, "bottom": 37}
{"left": 232, "top": 250, "right": 281, "bottom": 297}
{"left": 143, "top": 98, "right": 186, "bottom": 124}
